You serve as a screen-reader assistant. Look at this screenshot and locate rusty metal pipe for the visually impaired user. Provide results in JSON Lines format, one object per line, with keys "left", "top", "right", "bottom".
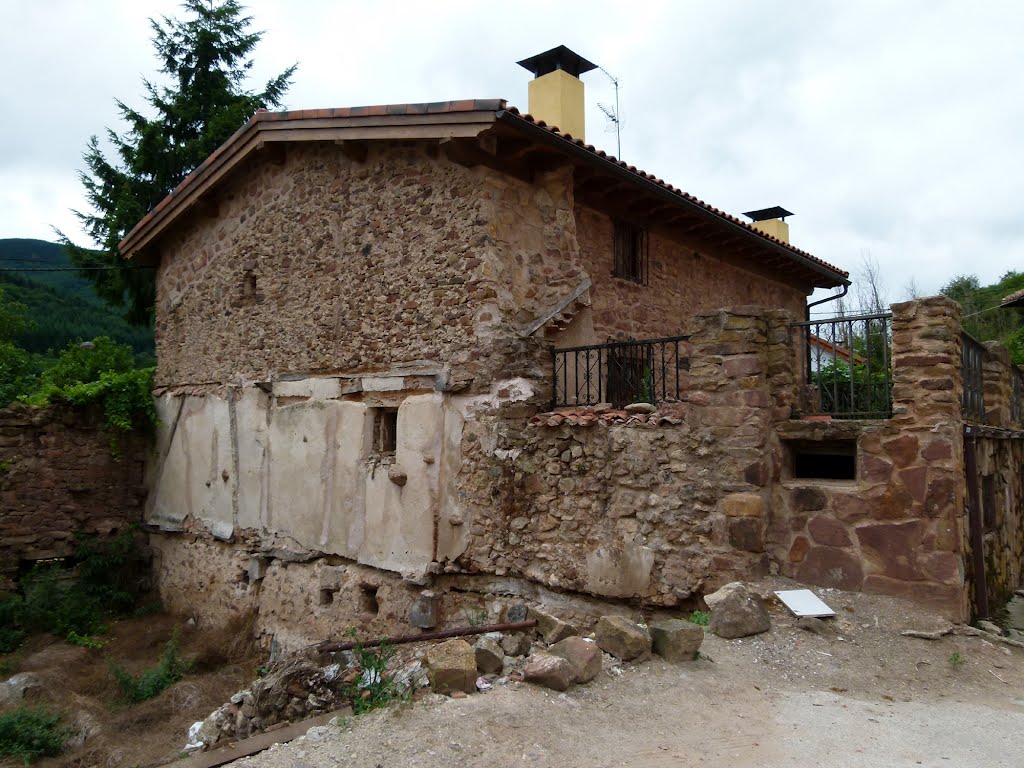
{"left": 317, "top": 619, "right": 538, "bottom": 653}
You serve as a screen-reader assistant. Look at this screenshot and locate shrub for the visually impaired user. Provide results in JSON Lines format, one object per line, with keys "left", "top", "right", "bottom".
{"left": 0, "top": 707, "right": 66, "bottom": 763}
{"left": 689, "top": 610, "right": 710, "bottom": 626}
{"left": 110, "top": 630, "right": 191, "bottom": 703}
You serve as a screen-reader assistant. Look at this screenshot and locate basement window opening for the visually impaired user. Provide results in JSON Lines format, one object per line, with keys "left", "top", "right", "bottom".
{"left": 613, "top": 219, "right": 648, "bottom": 285}
{"left": 372, "top": 408, "right": 398, "bottom": 455}
{"left": 359, "top": 585, "right": 380, "bottom": 617}
{"left": 790, "top": 440, "right": 857, "bottom": 481}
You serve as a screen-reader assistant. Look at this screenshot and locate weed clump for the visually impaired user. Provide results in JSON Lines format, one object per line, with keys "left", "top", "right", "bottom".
{"left": 0, "top": 527, "right": 148, "bottom": 651}
{"left": 0, "top": 707, "right": 67, "bottom": 763}
{"left": 341, "top": 629, "right": 408, "bottom": 715}
{"left": 689, "top": 610, "right": 710, "bottom": 626}
{"left": 109, "top": 630, "right": 192, "bottom": 703}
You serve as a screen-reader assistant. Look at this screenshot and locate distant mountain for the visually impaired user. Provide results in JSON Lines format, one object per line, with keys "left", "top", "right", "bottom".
{"left": 0, "top": 239, "right": 154, "bottom": 356}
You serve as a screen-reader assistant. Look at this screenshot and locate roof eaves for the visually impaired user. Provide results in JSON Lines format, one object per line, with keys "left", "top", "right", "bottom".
{"left": 494, "top": 108, "right": 849, "bottom": 287}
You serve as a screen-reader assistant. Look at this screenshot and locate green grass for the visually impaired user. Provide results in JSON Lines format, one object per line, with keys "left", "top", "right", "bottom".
{"left": 947, "top": 651, "right": 963, "bottom": 668}
{"left": 689, "top": 610, "right": 710, "bottom": 626}
{"left": 0, "top": 707, "right": 67, "bottom": 763}
{"left": 109, "top": 630, "right": 191, "bottom": 703}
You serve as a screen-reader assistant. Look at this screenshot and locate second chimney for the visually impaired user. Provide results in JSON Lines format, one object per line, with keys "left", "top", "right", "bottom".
{"left": 517, "top": 45, "right": 597, "bottom": 142}
{"left": 742, "top": 206, "right": 794, "bottom": 244}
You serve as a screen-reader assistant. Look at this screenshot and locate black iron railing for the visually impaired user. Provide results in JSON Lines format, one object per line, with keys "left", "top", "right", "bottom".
{"left": 961, "top": 332, "right": 986, "bottom": 423}
{"left": 552, "top": 335, "right": 689, "bottom": 408}
{"left": 1012, "top": 366, "right": 1023, "bottom": 425}
{"left": 792, "top": 312, "right": 893, "bottom": 419}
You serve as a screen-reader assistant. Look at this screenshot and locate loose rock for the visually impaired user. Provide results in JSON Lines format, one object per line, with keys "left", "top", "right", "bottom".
{"left": 425, "top": 638, "right": 477, "bottom": 694}
{"left": 649, "top": 619, "right": 704, "bottom": 662}
{"left": 501, "top": 632, "right": 532, "bottom": 657}
{"left": 474, "top": 635, "right": 505, "bottom": 674}
{"left": 534, "top": 608, "right": 578, "bottom": 644}
{"left": 548, "top": 636, "right": 602, "bottom": 683}
{"left": 624, "top": 402, "right": 657, "bottom": 413}
{"left": 595, "top": 616, "right": 651, "bottom": 661}
{"left": 705, "top": 582, "right": 771, "bottom": 639}
{"left": 523, "top": 653, "right": 575, "bottom": 692}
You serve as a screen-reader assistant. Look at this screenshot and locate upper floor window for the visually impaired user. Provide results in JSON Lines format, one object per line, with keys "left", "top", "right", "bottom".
{"left": 613, "top": 220, "right": 648, "bottom": 285}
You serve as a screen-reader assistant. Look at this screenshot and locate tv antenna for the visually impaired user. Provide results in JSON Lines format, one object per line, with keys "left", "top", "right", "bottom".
{"left": 597, "top": 66, "right": 622, "bottom": 158}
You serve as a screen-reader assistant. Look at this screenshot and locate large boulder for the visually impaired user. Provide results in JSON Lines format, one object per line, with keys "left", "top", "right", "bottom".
{"left": 649, "top": 619, "right": 704, "bottom": 662}
{"left": 424, "top": 639, "right": 477, "bottom": 694}
{"left": 523, "top": 653, "right": 575, "bottom": 692}
{"left": 594, "top": 616, "right": 651, "bottom": 661}
{"left": 473, "top": 634, "right": 505, "bottom": 674}
{"left": 534, "top": 608, "right": 579, "bottom": 644}
{"left": 548, "top": 636, "right": 602, "bottom": 683}
{"left": 704, "top": 582, "right": 771, "bottom": 639}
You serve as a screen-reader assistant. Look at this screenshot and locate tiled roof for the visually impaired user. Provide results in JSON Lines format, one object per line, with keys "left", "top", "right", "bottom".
{"left": 119, "top": 98, "right": 848, "bottom": 284}
{"left": 496, "top": 106, "right": 848, "bottom": 281}
{"left": 1001, "top": 288, "right": 1024, "bottom": 308}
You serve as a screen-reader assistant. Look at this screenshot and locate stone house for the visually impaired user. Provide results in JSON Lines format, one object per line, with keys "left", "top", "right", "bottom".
{"left": 110, "top": 47, "right": 1020, "bottom": 646}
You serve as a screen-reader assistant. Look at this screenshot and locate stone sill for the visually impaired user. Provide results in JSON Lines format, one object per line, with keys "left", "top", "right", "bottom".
{"left": 779, "top": 478, "right": 858, "bottom": 490}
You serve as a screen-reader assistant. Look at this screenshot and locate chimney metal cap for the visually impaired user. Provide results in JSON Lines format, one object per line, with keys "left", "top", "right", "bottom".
{"left": 742, "top": 206, "right": 794, "bottom": 222}
{"left": 517, "top": 45, "right": 598, "bottom": 79}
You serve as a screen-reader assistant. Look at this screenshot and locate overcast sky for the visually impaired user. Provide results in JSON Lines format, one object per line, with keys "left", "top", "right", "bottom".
{"left": 2, "top": 0, "right": 1022, "bottom": 307}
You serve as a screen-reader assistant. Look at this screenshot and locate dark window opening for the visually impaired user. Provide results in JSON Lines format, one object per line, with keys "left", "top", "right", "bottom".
{"left": 319, "top": 588, "right": 335, "bottom": 606}
{"left": 359, "top": 585, "right": 380, "bottom": 617}
{"left": 790, "top": 440, "right": 857, "bottom": 480}
{"left": 613, "top": 220, "right": 648, "bottom": 285}
{"left": 606, "top": 340, "right": 654, "bottom": 406}
{"left": 373, "top": 408, "right": 398, "bottom": 455}
{"left": 982, "top": 474, "right": 996, "bottom": 531}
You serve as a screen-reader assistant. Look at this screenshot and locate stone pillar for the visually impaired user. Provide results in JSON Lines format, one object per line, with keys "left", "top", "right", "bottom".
{"left": 982, "top": 341, "right": 1012, "bottom": 428}
{"left": 867, "top": 297, "right": 968, "bottom": 620}
{"left": 688, "top": 307, "right": 776, "bottom": 562}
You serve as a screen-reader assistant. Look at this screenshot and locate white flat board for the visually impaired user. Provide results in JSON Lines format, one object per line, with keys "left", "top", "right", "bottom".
{"left": 775, "top": 589, "right": 836, "bottom": 618}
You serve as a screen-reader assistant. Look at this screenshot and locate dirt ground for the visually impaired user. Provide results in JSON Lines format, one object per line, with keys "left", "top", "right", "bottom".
{"left": 232, "top": 579, "right": 1024, "bottom": 768}
{"left": 0, "top": 613, "right": 259, "bottom": 768}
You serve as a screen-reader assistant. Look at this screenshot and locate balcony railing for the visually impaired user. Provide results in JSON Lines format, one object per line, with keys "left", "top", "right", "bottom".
{"left": 792, "top": 312, "right": 893, "bottom": 419}
{"left": 552, "top": 336, "right": 689, "bottom": 409}
{"left": 961, "top": 332, "right": 986, "bottom": 423}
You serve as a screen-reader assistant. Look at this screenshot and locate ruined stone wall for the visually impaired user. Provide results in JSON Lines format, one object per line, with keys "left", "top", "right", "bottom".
{"left": 571, "top": 205, "right": 809, "bottom": 343}
{"left": 450, "top": 308, "right": 794, "bottom": 606}
{"left": 770, "top": 298, "right": 971, "bottom": 621}
{"left": 155, "top": 142, "right": 548, "bottom": 391}
{"left": 0, "top": 404, "right": 148, "bottom": 588}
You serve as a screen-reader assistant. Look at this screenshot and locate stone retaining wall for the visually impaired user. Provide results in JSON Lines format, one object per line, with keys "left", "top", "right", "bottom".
{"left": 0, "top": 404, "right": 148, "bottom": 589}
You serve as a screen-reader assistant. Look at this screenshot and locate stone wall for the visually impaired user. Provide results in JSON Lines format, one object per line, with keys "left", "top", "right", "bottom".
{"left": 155, "top": 142, "right": 548, "bottom": 392}
{"left": 450, "top": 307, "right": 795, "bottom": 606}
{"left": 770, "top": 298, "right": 971, "bottom": 620}
{"left": 0, "top": 404, "right": 148, "bottom": 588}
{"left": 569, "top": 205, "right": 809, "bottom": 344}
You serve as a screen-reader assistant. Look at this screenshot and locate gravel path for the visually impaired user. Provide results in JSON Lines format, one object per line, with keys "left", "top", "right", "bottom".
{"left": 230, "top": 586, "right": 1024, "bottom": 768}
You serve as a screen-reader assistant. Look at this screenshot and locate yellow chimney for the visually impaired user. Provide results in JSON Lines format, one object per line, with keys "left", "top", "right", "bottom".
{"left": 742, "top": 206, "right": 794, "bottom": 244}
{"left": 517, "top": 46, "right": 597, "bottom": 142}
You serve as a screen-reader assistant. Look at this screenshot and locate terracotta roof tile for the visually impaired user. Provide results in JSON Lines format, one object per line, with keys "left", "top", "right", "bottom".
{"left": 498, "top": 105, "right": 847, "bottom": 280}
{"left": 120, "top": 98, "right": 846, "bottom": 283}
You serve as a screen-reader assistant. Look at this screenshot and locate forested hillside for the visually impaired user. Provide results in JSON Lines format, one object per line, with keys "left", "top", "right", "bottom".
{"left": 941, "top": 270, "right": 1024, "bottom": 364}
{"left": 0, "top": 239, "right": 153, "bottom": 355}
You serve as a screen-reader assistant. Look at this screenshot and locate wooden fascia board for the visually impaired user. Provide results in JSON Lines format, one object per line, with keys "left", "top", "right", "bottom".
{"left": 120, "top": 113, "right": 497, "bottom": 261}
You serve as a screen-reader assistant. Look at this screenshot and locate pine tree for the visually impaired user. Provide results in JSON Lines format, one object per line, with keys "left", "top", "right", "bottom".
{"left": 62, "top": 0, "right": 297, "bottom": 324}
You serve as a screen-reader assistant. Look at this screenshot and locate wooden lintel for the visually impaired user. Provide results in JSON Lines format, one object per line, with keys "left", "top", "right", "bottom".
{"left": 336, "top": 140, "right": 368, "bottom": 163}
{"left": 254, "top": 141, "right": 286, "bottom": 165}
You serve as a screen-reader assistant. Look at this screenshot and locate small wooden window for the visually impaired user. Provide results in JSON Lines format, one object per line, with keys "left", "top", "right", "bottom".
{"left": 613, "top": 220, "right": 648, "bottom": 285}
{"left": 373, "top": 408, "right": 398, "bottom": 455}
